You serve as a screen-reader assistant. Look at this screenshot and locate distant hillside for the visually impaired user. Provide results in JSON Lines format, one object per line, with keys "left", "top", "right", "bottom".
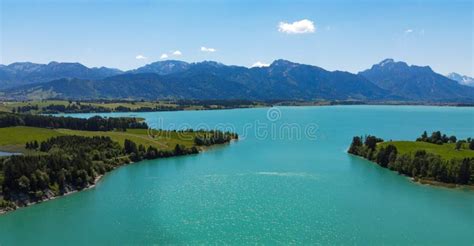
{"left": 359, "top": 59, "right": 474, "bottom": 102}
{"left": 3, "top": 60, "right": 388, "bottom": 101}
{"left": 0, "top": 62, "right": 123, "bottom": 89}
{"left": 2, "top": 59, "right": 474, "bottom": 102}
{"left": 3, "top": 78, "right": 98, "bottom": 100}
{"left": 446, "top": 73, "right": 474, "bottom": 87}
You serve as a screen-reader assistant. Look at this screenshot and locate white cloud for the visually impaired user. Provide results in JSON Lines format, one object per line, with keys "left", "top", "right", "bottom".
{"left": 278, "top": 19, "right": 316, "bottom": 34}
{"left": 251, "top": 61, "right": 270, "bottom": 68}
{"left": 172, "top": 50, "right": 182, "bottom": 56}
{"left": 405, "top": 29, "right": 413, "bottom": 34}
{"left": 160, "top": 53, "right": 168, "bottom": 59}
{"left": 201, "top": 46, "right": 217, "bottom": 52}
{"left": 135, "top": 55, "right": 147, "bottom": 60}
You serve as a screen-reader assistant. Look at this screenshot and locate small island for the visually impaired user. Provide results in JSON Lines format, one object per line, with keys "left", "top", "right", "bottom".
{"left": 348, "top": 131, "right": 474, "bottom": 187}
{"left": 0, "top": 112, "right": 238, "bottom": 214}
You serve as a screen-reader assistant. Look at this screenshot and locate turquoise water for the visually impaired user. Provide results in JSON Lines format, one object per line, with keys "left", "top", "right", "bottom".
{"left": 1, "top": 106, "right": 474, "bottom": 245}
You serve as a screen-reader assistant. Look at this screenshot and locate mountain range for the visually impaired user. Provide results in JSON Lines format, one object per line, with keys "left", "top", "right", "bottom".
{"left": 0, "top": 62, "right": 122, "bottom": 89}
{"left": 1, "top": 59, "right": 473, "bottom": 102}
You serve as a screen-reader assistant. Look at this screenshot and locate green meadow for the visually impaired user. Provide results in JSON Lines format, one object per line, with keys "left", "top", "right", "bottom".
{"left": 379, "top": 141, "right": 474, "bottom": 160}
{"left": 0, "top": 100, "right": 184, "bottom": 113}
{"left": 0, "top": 126, "right": 208, "bottom": 153}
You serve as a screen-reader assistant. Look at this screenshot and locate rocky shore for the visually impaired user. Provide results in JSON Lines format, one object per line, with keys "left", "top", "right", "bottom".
{"left": 0, "top": 175, "right": 104, "bottom": 215}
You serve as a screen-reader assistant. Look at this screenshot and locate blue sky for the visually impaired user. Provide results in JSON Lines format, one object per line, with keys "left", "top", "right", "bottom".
{"left": 1, "top": 0, "right": 473, "bottom": 76}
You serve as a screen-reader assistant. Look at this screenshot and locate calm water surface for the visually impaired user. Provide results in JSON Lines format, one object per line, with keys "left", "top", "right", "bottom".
{"left": 1, "top": 106, "right": 473, "bottom": 245}
{"left": 0, "top": 151, "right": 20, "bottom": 157}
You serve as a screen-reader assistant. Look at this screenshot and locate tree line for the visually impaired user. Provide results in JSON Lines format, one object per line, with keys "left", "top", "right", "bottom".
{"left": 10, "top": 100, "right": 261, "bottom": 114}
{"left": 0, "top": 112, "right": 148, "bottom": 131}
{"left": 13, "top": 105, "right": 39, "bottom": 113}
{"left": 41, "top": 104, "right": 111, "bottom": 114}
{"left": 348, "top": 134, "right": 474, "bottom": 185}
{"left": 416, "top": 130, "right": 474, "bottom": 150}
{"left": 123, "top": 139, "right": 199, "bottom": 162}
{"left": 194, "top": 130, "right": 238, "bottom": 146}
{"left": 40, "top": 104, "right": 181, "bottom": 114}
{"left": 416, "top": 131, "right": 457, "bottom": 145}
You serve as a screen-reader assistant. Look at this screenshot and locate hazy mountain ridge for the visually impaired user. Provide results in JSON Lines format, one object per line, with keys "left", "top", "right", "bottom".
{"left": 2, "top": 59, "right": 473, "bottom": 102}
{"left": 446, "top": 72, "right": 474, "bottom": 87}
{"left": 0, "top": 61, "right": 123, "bottom": 89}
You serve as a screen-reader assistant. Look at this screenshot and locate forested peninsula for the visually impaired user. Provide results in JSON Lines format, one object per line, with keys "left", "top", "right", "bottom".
{"left": 0, "top": 112, "right": 238, "bottom": 214}
{"left": 348, "top": 131, "right": 474, "bottom": 187}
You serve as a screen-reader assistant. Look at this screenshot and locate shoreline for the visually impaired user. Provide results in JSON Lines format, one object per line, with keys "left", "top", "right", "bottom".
{"left": 0, "top": 174, "right": 106, "bottom": 216}
{"left": 0, "top": 139, "right": 238, "bottom": 216}
{"left": 37, "top": 105, "right": 269, "bottom": 117}
{"left": 45, "top": 103, "right": 474, "bottom": 116}
{"left": 412, "top": 177, "right": 474, "bottom": 190}
{"left": 349, "top": 153, "right": 474, "bottom": 190}
{"left": 2, "top": 101, "right": 473, "bottom": 115}
{"left": 37, "top": 103, "right": 474, "bottom": 120}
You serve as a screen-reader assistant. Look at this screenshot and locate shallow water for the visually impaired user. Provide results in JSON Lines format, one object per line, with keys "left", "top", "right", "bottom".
{"left": 1, "top": 105, "right": 473, "bottom": 244}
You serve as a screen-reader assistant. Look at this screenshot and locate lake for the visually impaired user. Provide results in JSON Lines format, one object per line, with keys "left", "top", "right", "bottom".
{"left": 0, "top": 151, "right": 20, "bottom": 157}
{"left": 1, "top": 105, "right": 473, "bottom": 244}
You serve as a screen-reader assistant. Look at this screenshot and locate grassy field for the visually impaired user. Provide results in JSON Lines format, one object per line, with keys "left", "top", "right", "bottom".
{"left": 86, "top": 101, "right": 179, "bottom": 110}
{"left": 0, "top": 99, "right": 268, "bottom": 114}
{"left": 0, "top": 127, "right": 65, "bottom": 153}
{"left": 0, "top": 126, "right": 207, "bottom": 153}
{"left": 379, "top": 141, "right": 474, "bottom": 160}
{"left": 0, "top": 100, "right": 185, "bottom": 113}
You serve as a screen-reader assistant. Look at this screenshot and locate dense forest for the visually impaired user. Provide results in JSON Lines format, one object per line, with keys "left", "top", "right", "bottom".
{"left": 348, "top": 132, "right": 474, "bottom": 185}
{"left": 0, "top": 112, "right": 148, "bottom": 131}
{"left": 2, "top": 136, "right": 125, "bottom": 204}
